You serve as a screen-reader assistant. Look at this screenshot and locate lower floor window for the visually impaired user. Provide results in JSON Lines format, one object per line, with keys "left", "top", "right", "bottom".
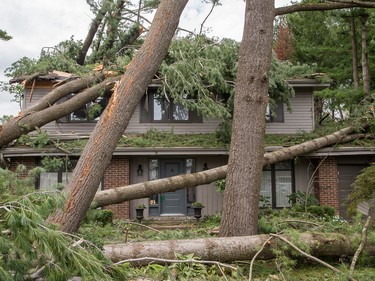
{"left": 39, "top": 171, "right": 72, "bottom": 191}
{"left": 38, "top": 157, "right": 102, "bottom": 191}
{"left": 260, "top": 161, "right": 294, "bottom": 208}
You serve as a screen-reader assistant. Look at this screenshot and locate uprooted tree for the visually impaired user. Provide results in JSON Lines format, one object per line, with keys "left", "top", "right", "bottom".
{"left": 1, "top": 0, "right": 375, "bottom": 236}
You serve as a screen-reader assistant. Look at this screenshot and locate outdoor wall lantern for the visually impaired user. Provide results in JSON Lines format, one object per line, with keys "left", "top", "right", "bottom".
{"left": 137, "top": 164, "right": 143, "bottom": 176}
{"left": 203, "top": 162, "right": 209, "bottom": 171}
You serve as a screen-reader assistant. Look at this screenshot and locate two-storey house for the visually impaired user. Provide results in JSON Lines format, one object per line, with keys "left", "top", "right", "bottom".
{"left": 2, "top": 71, "right": 374, "bottom": 219}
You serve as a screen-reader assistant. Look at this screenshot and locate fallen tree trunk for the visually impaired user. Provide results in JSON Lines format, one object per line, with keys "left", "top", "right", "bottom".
{"left": 49, "top": 0, "right": 190, "bottom": 234}
{"left": 93, "top": 125, "right": 364, "bottom": 207}
{"left": 0, "top": 76, "right": 119, "bottom": 148}
{"left": 103, "top": 232, "right": 375, "bottom": 263}
{"left": 22, "top": 73, "right": 106, "bottom": 114}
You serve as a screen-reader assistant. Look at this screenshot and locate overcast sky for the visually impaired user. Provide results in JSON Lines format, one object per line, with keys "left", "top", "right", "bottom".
{"left": 0, "top": 0, "right": 292, "bottom": 117}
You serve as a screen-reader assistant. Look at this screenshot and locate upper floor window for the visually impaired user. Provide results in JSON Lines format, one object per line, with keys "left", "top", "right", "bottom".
{"left": 60, "top": 93, "right": 111, "bottom": 122}
{"left": 140, "top": 90, "right": 202, "bottom": 123}
{"left": 266, "top": 101, "right": 284, "bottom": 123}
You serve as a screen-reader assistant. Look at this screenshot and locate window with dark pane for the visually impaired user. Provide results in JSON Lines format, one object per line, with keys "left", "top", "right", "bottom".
{"left": 60, "top": 92, "right": 111, "bottom": 122}
{"left": 140, "top": 90, "right": 202, "bottom": 123}
{"left": 260, "top": 161, "right": 294, "bottom": 208}
{"left": 266, "top": 101, "right": 284, "bottom": 123}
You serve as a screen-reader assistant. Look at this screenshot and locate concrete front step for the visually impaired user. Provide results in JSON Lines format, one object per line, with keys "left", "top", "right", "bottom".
{"left": 140, "top": 216, "right": 200, "bottom": 230}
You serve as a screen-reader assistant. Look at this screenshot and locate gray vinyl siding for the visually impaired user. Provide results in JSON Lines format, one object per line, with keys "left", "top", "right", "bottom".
{"left": 27, "top": 87, "right": 314, "bottom": 135}
{"left": 24, "top": 87, "right": 49, "bottom": 109}
{"left": 25, "top": 87, "right": 221, "bottom": 134}
{"left": 266, "top": 90, "right": 314, "bottom": 134}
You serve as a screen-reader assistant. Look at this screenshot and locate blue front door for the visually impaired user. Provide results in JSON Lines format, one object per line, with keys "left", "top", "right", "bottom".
{"left": 160, "top": 159, "right": 186, "bottom": 215}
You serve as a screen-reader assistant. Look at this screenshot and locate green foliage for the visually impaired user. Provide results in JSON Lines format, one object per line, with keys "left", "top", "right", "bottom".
{"left": 136, "top": 204, "right": 147, "bottom": 209}
{"left": 160, "top": 36, "right": 237, "bottom": 120}
{"left": 347, "top": 163, "right": 375, "bottom": 215}
{"left": 119, "top": 129, "right": 226, "bottom": 148}
{"left": 191, "top": 201, "right": 205, "bottom": 208}
{"left": 215, "top": 120, "right": 232, "bottom": 144}
{"left": 4, "top": 37, "right": 89, "bottom": 79}
{"left": 201, "top": 213, "right": 221, "bottom": 228}
{"left": 259, "top": 195, "right": 272, "bottom": 209}
{"left": 287, "top": 5, "right": 352, "bottom": 84}
{"left": 288, "top": 191, "right": 319, "bottom": 208}
{"left": 160, "top": 36, "right": 313, "bottom": 121}
{"left": 214, "top": 179, "right": 226, "bottom": 193}
{"left": 315, "top": 86, "right": 366, "bottom": 120}
{"left": 288, "top": 191, "right": 336, "bottom": 219}
{"left": 0, "top": 166, "right": 38, "bottom": 201}
{"left": 0, "top": 81, "right": 23, "bottom": 106}
{"left": 40, "top": 156, "right": 66, "bottom": 172}
{"left": 86, "top": 209, "right": 114, "bottom": 226}
{"left": 0, "top": 115, "right": 13, "bottom": 125}
{"left": 16, "top": 131, "right": 50, "bottom": 148}
{"left": 305, "top": 205, "right": 336, "bottom": 218}
{"left": 0, "top": 29, "right": 12, "bottom": 41}
{"left": 0, "top": 166, "right": 121, "bottom": 280}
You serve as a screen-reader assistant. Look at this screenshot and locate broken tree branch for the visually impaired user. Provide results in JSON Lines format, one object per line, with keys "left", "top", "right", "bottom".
{"left": 249, "top": 235, "right": 274, "bottom": 280}
{"left": 349, "top": 216, "right": 372, "bottom": 278}
{"left": 113, "top": 256, "right": 237, "bottom": 271}
{"left": 276, "top": 1, "right": 375, "bottom": 16}
{"left": 270, "top": 233, "right": 346, "bottom": 276}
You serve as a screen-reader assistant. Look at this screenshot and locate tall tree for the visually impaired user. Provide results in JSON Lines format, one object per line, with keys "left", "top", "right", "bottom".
{"left": 76, "top": 0, "right": 111, "bottom": 65}
{"left": 48, "top": 0, "right": 189, "bottom": 233}
{"left": 360, "top": 12, "right": 371, "bottom": 98}
{"left": 219, "top": 0, "right": 275, "bottom": 237}
{"left": 350, "top": 16, "right": 360, "bottom": 91}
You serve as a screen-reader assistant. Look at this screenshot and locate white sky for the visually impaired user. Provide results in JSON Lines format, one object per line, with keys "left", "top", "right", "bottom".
{"left": 0, "top": 0, "right": 292, "bottom": 117}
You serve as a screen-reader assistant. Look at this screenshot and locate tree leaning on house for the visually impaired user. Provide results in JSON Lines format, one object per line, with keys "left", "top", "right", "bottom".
{"left": 47, "top": 0, "right": 189, "bottom": 233}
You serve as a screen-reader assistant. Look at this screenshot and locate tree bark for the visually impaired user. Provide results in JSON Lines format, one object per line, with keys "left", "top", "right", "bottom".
{"left": 0, "top": 76, "right": 119, "bottom": 148}
{"left": 360, "top": 14, "right": 371, "bottom": 98}
{"left": 76, "top": 1, "right": 110, "bottom": 65}
{"left": 219, "top": 0, "right": 275, "bottom": 237}
{"left": 48, "top": 0, "right": 189, "bottom": 234}
{"left": 276, "top": 1, "right": 375, "bottom": 16}
{"left": 350, "top": 17, "right": 359, "bottom": 91}
{"left": 103, "top": 232, "right": 375, "bottom": 263}
{"left": 93, "top": 125, "right": 361, "bottom": 208}
{"left": 22, "top": 73, "right": 106, "bottom": 114}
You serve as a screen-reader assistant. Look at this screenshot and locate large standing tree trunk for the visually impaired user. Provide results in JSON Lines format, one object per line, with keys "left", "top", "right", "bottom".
{"left": 219, "top": 0, "right": 275, "bottom": 237}
{"left": 350, "top": 16, "right": 359, "bottom": 91}
{"left": 360, "top": 13, "right": 371, "bottom": 99}
{"left": 103, "top": 232, "right": 375, "bottom": 263}
{"left": 48, "top": 0, "right": 189, "bottom": 234}
{"left": 76, "top": 0, "right": 111, "bottom": 65}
